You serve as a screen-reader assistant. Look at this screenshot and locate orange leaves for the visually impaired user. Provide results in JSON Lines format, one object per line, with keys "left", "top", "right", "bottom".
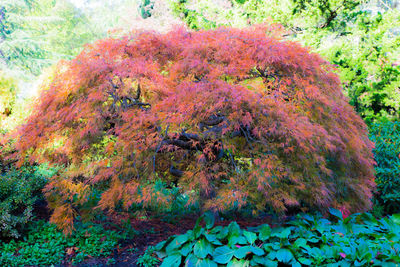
{"left": 14, "top": 25, "right": 375, "bottom": 231}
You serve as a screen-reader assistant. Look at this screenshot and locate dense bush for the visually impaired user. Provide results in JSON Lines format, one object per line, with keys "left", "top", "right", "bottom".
{"left": 15, "top": 25, "right": 375, "bottom": 232}
{"left": 150, "top": 210, "right": 400, "bottom": 266}
{"left": 0, "top": 164, "right": 57, "bottom": 239}
{"left": 369, "top": 121, "right": 400, "bottom": 213}
{"left": 0, "top": 220, "right": 123, "bottom": 266}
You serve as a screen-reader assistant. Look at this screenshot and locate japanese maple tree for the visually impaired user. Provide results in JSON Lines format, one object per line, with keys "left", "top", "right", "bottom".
{"left": 14, "top": 25, "right": 375, "bottom": 232}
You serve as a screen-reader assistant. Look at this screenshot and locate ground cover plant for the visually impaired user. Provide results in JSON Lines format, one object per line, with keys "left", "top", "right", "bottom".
{"left": 13, "top": 25, "right": 376, "bottom": 233}
{"left": 148, "top": 210, "right": 400, "bottom": 267}
{"left": 0, "top": 220, "right": 123, "bottom": 266}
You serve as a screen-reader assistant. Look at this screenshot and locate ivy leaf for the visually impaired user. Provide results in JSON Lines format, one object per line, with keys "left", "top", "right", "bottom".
{"left": 212, "top": 246, "right": 234, "bottom": 264}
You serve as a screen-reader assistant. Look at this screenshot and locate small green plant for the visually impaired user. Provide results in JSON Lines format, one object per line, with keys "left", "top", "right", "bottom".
{"left": 137, "top": 246, "right": 160, "bottom": 267}
{"left": 0, "top": 220, "right": 123, "bottom": 266}
{"left": 152, "top": 210, "right": 400, "bottom": 266}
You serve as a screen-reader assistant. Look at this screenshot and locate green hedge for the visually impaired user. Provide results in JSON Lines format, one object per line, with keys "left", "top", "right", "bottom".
{"left": 369, "top": 121, "right": 400, "bottom": 213}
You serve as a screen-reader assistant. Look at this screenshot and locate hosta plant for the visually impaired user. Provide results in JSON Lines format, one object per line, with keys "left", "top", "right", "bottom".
{"left": 150, "top": 210, "right": 400, "bottom": 266}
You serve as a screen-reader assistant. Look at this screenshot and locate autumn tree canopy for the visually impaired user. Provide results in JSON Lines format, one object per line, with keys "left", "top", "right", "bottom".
{"left": 14, "top": 25, "right": 375, "bottom": 232}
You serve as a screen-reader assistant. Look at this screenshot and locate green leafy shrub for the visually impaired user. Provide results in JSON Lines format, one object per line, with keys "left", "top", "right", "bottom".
{"left": 0, "top": 164, "right": 58, "bottom": 239}
{"left": 137, "top": 246, "right": 160, "bottom": 267}
{"left": 0, "top": 220, "right": 123, "bottom": 266}
{"left": 370, "top": 120, "right": 400, "bottom": 213}
{"left": 150, "top": 210, "right": 400, "bottom": 266}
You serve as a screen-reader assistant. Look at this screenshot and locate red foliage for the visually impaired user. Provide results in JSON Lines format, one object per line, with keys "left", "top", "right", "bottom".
{"left": 14, "top": 25, "right": 375, "bottom": 232}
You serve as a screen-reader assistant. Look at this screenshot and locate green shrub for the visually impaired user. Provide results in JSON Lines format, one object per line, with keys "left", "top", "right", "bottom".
{"left": 0, "top": 164, "right": 58, "bottom": 239}
{"left": 150, "top": 210, "right": 400, "bottom": 266}
{"left": 0, "top": 220, "right": 123, "bottom": 266}
{"left": 369, "top": 121, "right": 400, "bottom": 213}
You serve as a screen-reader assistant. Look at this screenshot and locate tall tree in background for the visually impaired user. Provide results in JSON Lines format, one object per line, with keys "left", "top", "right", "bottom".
{"left": 0, "top": 0, "right": 98, "bottom": 78}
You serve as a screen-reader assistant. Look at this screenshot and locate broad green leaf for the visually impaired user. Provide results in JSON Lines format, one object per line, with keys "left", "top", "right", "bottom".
{"left": 227, "top": 258, "right": 250, "bottom": 267}
{"left": 294, "top": 238, "right": 307, "bottom": 248}
{"left": 250, "top": 246, "right": 265, "bottom": 256}
{"left": 243, "top": 230, "right": 257, "bottom": 244}
{"left": 259, "top": 224, "right": 271, "bottom": 241}
{"left": 233, "top": 245, "right": 252, "bottom": 259}
{"left": 212, "top": 246, "right": 234, "bottom": 264}
{"left": 329, "top": 208, "right": 343, "bottom": 221}
{"left": 298, "top": 257, "right": 312, "bottom": 265}
{"left": 193, "top": 238, "right": 213, "bottom": 258}
{"left": 166, "top": 233, "right": 190, "bottom": 253}
{"left": 228, "top": 235, "right": 247, "bottom": 247}
{"left": 276, "top": 248, "right": 293, "bottom": 264}
{"left": 228, "top": 222, "right": 241, "bottom": 236}
{"left": 186, "top": 256, "right": 218, "bottom": 267}
{"left": 203, "top": 211, "right": 215, "bottom": 229}
{"left": 180, "top": 242, "right": 194, "bottom": 257}
{"left": 271, "top": 227, "right": 291, "bottom": 239}
{"left": 392, "top": 214, "right": 400, "bottom": 225}
{"left": 155, "top": 240, "right": 167, "bottom": 251}
{"left": 252, "top": 256, "right": 278, "bottom": 267}
{"left": 160, "top": 253, "right": 181, "bottom": 267}
{"left": 204, "top": 233, "right": 222, "bottom": 245}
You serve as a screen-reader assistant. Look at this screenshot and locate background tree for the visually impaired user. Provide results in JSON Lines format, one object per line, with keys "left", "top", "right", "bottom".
{"left": 0, "top": 0, "right": 98, "bottom": 79}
